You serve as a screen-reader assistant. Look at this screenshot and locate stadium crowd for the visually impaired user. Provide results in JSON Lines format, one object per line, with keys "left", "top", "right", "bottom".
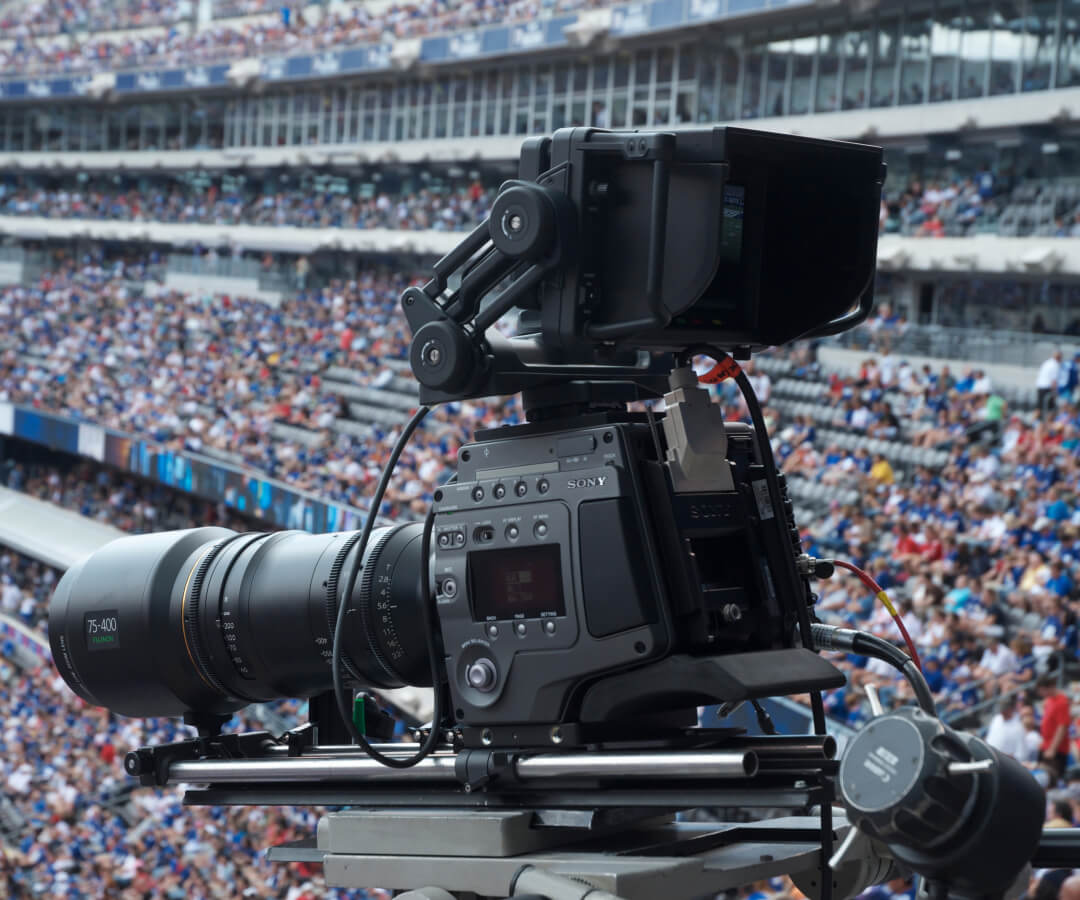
{"left": 729, "top": 332, "right": 1080, "bottom": 778}
{"left": 0, "top": 0, "right": 186, "bottom": 36}
{"left": 0, "top": 456, "right": 384, "bottom": 897}
{"left": 0, "top": 180, "right": 494, "bottom": 232}
{"left": 1, "top": 253, "right": 1080, "bottom": 890}
{"left": 3, "top": 169, "right": 1078, "bottom": 240}
{"left": 881, "top": 171, "right": 1080, "bottom": 239}
{"left": 0, "top": 0, "right": 609, "bottom": 76}
{"left": 0, "top": 253, "right": 522, "bottom": 521}
{"left": 0, "top": 594, "right": 380, "bottom": 898}
{"left": 1, "top": 252, "right": 1079, "bottom": 740}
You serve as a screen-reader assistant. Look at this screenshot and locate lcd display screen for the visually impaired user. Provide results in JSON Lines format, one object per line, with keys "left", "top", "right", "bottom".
{"left": 469, "top": 544, "right": 565, "bottom": 620}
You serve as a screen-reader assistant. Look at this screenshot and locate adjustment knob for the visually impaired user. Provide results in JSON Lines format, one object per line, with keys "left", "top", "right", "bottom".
{"left": 465, "top": 658, "right": 498, "bottom": 692}
{"left": 409, "top": 320, "right": 477, "bottom": 393}
{"left": 839, "top": 707, "right": 975, "bottom": 850}
{"left": 489, "top": 182, "right": 556, "bottom": 260}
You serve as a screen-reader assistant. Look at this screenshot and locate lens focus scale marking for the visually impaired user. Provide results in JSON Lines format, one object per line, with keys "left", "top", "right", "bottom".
{"left": 358, "top": 526, "right": 411, "bottom": 687}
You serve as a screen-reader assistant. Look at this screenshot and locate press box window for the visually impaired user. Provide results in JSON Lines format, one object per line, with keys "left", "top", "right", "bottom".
{"left": 469, "top": 544, "right": 566, "bottom": 621}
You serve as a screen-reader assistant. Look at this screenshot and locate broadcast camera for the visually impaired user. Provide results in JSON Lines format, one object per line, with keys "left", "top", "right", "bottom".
{"left": 48, "top": 127, "right": 1057, "bottom": 900}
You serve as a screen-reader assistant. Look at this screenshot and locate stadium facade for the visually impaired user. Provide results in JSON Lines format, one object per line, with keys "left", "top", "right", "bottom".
{"left": 2, "top": 0, "right": 1080, "bottom": 332}
{"left": 0, "top": 0, "right": 1078, "bottom": 155}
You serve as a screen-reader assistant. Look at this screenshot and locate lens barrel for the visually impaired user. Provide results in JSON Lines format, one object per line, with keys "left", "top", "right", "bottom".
{"left": 49, "top": 525, "right": 430, "bottom": 718}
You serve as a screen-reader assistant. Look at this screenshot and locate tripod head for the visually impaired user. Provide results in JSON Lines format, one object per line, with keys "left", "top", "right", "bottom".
{"left": 403, "top": 126, "right": 885, "bottom": 406}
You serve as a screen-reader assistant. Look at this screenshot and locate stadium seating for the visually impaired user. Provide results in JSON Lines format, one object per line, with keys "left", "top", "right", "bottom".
{"left": 7, "top": 0, "right": 1080, "bottom": 889}
{"left": 0, "top": 175, "right": 494, "bottom": 232}
{"left": 0, "top": 0, "right": 605, "bottom": 75}
{"left": 5, "top": 169, "right": 1080, "bottom": 239}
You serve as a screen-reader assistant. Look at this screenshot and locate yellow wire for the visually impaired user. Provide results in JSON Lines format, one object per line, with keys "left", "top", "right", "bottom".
{"left": 876, "top": 589, "right": 898, "bottom": 618}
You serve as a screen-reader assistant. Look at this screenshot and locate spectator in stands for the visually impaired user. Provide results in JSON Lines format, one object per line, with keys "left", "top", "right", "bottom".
{"left": 1047, "top": 799, "right": 1075, "bottom": 827}
{"left": 1038, "top": 676, "right": 1072, "bottom": 778}
{"left": 1059, "top": 352, "right": 1080, "bottom": 403}
{"left": 869, "top": 452, "right": 895, "bottom": 485}
{"left": 1037, "top": 350, "right": 1063, "bottom": 413}
{"left": 986, "top": 694, "right": 1027, "bottom": 759}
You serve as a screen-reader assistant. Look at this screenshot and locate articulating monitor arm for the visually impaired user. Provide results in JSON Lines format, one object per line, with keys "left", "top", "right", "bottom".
{"left": 401, "top": 152, "right": 682, "bottom": 406}
{"left": 402, "top": 179, "right": 578, "bottom": 405}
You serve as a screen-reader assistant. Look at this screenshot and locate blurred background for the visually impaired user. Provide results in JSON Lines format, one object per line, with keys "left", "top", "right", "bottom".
{"left": 2, "top": 0, "right": 1080, "bottom": 897}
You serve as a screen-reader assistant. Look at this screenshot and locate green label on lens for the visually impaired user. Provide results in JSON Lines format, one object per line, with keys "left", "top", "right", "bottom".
{"left": 85, "top": 610, "right": 120, "bottom": 652}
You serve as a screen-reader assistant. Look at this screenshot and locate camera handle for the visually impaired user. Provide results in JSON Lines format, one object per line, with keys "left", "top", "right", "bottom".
{"left": 401, "top": 138, "right": 685, "bottom": 407}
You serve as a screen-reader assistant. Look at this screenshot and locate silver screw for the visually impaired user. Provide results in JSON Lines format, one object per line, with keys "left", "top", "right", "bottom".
{"left": 481, "top": 729, "right": 493, "bottom": 746}
{"left": 550, "top": 726, "right": 563, "bottom": 745}
{"left": 508, "top": 214, "right": 523, "bottom": 232}
{"left": 424, "top": 345, "right": 442, "bottom": 366}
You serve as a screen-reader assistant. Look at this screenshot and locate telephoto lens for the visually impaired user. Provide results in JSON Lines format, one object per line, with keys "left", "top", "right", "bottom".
{"left": 49, "top": 525, "right": 431, "bottom": 718}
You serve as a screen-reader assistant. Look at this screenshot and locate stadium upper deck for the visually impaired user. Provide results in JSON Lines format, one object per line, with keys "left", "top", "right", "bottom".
{"left": 0, "top": 0, "right": 1079, "bottom": 157}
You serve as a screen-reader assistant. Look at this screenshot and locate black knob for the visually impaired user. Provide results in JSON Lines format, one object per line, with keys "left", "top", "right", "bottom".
{"left": 839, "top": 707, "right": 974, "bottom": 849}
{"left": 409, "top": 320, "right": 477, "bottom": 393}
{"left": 489, "top": 182, "right": 556, "bottom": 260}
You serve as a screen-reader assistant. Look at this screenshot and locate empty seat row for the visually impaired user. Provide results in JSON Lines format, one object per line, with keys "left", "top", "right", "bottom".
{"left": 270, "top": 421, "right": 325, "bottom": 448}
{"left": 772, "top": 378, "right": 828, "bottom": 401}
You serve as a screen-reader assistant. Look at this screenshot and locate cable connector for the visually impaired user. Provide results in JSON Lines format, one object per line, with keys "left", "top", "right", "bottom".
{"left": 795, "top": 554, "right": 836, "bottom": 579}
{"left": 807, "top": 622, "right": 858, "bottom": 653}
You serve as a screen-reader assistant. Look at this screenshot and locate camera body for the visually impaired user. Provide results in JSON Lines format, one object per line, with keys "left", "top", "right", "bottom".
{"left": 433, "top": 397, "right": 844, "bottom": 748}
{"left": 50, "top": 125, "right": 875, "bottom": 747}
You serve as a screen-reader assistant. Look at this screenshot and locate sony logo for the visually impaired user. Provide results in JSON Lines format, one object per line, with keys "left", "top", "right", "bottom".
{"left": 689, "top": 504, "right": 733, "bottom": 521}
{"left": 567, "top": 475, "right": 607, "bottom": 490}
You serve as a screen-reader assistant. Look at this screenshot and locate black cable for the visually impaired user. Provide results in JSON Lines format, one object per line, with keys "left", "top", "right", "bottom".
{"left": 810, "top": 623, "right": 937, "bottom": 717}
{"left": 685, "top": 345, "right": 828, "bottom": 736}
{"left": 750, "top": 699, "right": 778, "bottom": 735}
{"left": 643, "top": 402, "right": 666, "bottom": 464}
{"left": 852, "top": 631, "right": 937, "bottom": 717}
{"left": 331, "top": 405, "right": 444, "bottom": 768}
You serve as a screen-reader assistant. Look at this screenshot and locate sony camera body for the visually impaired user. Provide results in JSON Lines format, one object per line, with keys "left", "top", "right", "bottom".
{"left": 51, "top": 124, "right": 879, "bottom": 747}
{"left": 433, "top": 399, "right": 844, "bottom": 748}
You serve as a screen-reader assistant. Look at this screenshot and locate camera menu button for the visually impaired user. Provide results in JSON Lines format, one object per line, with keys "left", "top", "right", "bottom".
{"left": 533, "top": 521, "right": 548, "bottom": 539}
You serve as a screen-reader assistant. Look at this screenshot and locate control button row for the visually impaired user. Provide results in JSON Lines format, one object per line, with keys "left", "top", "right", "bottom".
{"left": 485, "top": 620, "right": 558, "bottom": 638}
{"left": 470, "top": 479, "right": 550, "bottom": 502}
{"left": 437, "top": 530, "right": 466, "bottom": 549}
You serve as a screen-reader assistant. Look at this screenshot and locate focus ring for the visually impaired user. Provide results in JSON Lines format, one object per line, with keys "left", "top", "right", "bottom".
{"left": 182, "top": 536, "right": 244, "bottom": 698}
{"left": 207, "top": 533, "right": 270, "bottom": 705}
{"left": 357, "top": 525, "right": 409, "bottom": 687}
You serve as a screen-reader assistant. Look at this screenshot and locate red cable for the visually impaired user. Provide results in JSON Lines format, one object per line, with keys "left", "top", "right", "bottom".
{"left": 832, "top": 559, "right": 923, "bottom": 672}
